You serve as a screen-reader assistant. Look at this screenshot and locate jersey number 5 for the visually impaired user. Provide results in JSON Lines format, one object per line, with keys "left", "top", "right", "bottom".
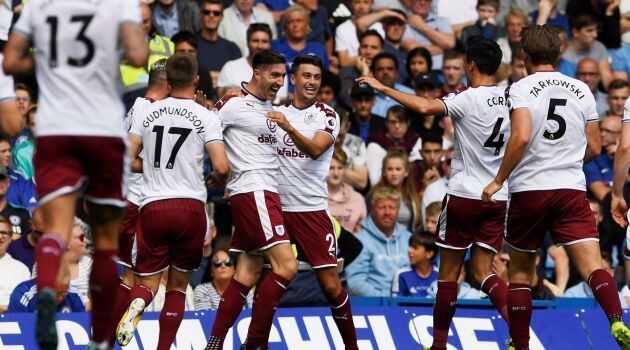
{"left": 46, "top": 15, "right": 95, "bottom": 68}
{"left": 543, "top": 98, "right": 567, "bottom": 140}
{"left": 152, "top": 126, "right": 192, "bottom": 169}
{"left": 484, "top": 117, "right": 505, "bottom": 156}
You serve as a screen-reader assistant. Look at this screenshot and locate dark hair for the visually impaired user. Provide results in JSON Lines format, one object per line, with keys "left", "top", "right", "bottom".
{"left": 291, "top": 54, "right": 323, "bottom": 74}
{"left": 371, "top": 52, "right": 398, "bottom": 72}
{"left": 0, "top": 135, "right": 9, "bottom": 146}
{"left": 520, "top": 24, "right": 562, "bottom": 66}
{"left": 201, "top": 249, "right": 233, "bottom": 283}
{"left": 321, "top": 70, "right": 341, "bottom": 97}
{"left": 166, "top": 53, "right": 198, "bottom": 89}
{"left": 359, "top": 29, "right": 384, "bottom": 47}
{"left": 171, "top": 30, "right": 199, "bottom": 49}
{"left": 252, "top": 49, "right": 287, "bottom": 70}
{"left": 409, "top": 234, "right": 438, "bottom": 260}
{"left": 247, "top": 23, "right": 272, "bottom": 41}
{"left": 422, "top": 133, "right": 443, "bottom": 147}
{"left": 148, "top": 58, "right": 168, "bottom": 87}
{"left": 443, "top": 49, "right": 465, "bottom": 62}
{"left": 608, "top": 79, "right": 630, "bottom": 91}
{"left": 465, "top": 36, "right": 502, "bottom": 75}
{"left": 203, "top": 0, "right": 223, "bottom": 6}
{"left": 386, "top": 105, "right": 410, "bottom": 123}
{"left": 406, "top": 47, "right": 433, "bottom": 77}
{"left": 477, "top": 0, "right": 499, "bottom": 10}
{"left": 14, "top": 83, "right": 33, "bottom": 99}
{"left": 569, "top": 12, "right": 598, "bottom": 31}
{"left": 511, "top": 48, "right": 524, "bottom": 63}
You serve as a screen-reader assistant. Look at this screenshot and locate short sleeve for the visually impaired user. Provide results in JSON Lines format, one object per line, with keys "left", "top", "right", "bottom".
{"left": 0, "top": 57, "right": 14, "bottom": 101}
{"left": 12, "top": 1, "right": 33, "bottom": 39}
{"left": 213, "top": 95, "right": 237, "bottom": 126}
{"left": 128, "top": 104, "right": 145, "bottom": 136}
{"left": 316, "top": 105, "right": 340, "bottom": 142}
{"left": 439, "top": 92, "right": 466, "bottom": 119}
{"left": 583, "top": 160, "right": 603, "bottom": 185}
{"left": 581, "top": 89, "right": 599, "bottom": 124}
{"left": 506, "top": 83, "right": 528, "bottom": 112}
{"left": 118, "top": 0, "right": 142, "bottom": 24}
{"left": 202, "top": 110, "right": 224, "bottom": 144}
{"left": 623, "top": 97, "right": 630, "bottom": 123}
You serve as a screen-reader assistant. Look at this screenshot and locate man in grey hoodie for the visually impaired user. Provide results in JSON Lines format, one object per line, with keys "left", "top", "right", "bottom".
{"left": 346, "top": 187, "right": 412, "bottom": 296}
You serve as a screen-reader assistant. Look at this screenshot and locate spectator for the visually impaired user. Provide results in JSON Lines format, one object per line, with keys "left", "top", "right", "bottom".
{"left": 531, "top": 0, "right": 570, "bottom": 35}
{"left": 404, "top": 47, "right": 433, "bottom": 89}
{"left": 420, "top": 147, "right": 452, "bottom": 225}
{"left": 412, "top": 73, "right": 443, "bottom": 137}
{"left": 611, "top": 0, "right": 630, "bottom": 80}
{"left": 317, "top": 70, "right": 345, "bottom": 112}
{"left": 151, "top": 0, "right": 201, "bottom": 38}
{"left": 255, "top": 0, "right": 291, "bottom": 22}
{"left": 567, "top": 0, "right": 621, "bottom": 49}
{"left": 7, "top": 209, "right": 41, "bottom": 271}
{"left": 346, "top": 187, "right": 412, "bottom": 296}
{"left": 605, "top": 79, "right": 630, "bottom": 118}
{"left": 371, "top": 52, "right": 415, "bottom": 117}
{"left": 559, "top": 13, "right": 612, "bottom": 87}
{"left": 584, "top": 115, "right": 621, "bottom": 201}
{"left": 219, "top": 0, "right": 277, "bottom": 56}
{"left": 401, "top": 0, "right": 455, "bottom": 70}
{"left": 499, "top": 50, "right": 528, "bottom": 87}
{"left": 366, "top": 106, "right": 421, "bottom": 184}
{"left": 8, "top": 269, "right": 84, "bottom": 313}
{"left": 368, "top": 148, "right": 422, "bottom": 231}
{"left": 440, "top": 50, "right": 467, "bottom": 97}
{"left": 328, "top": 148, "right": 367, "bottom": 233}
{"left": 0, "top": 136, "right": 36, "bottom": 211}
{"left": 575, "top": 58, "right": 609, "bottom": 117}
{"left": 197, "top": 0, "right": 242, "bottom": 93}
{"left": 347, "top": 83, "right": 384, "bottom": 143}
{"left": 0, "top": 216, "right": 29, "bottom": 312}
{"left": 12, "top": 106, "right": 34, "bottom": 180}
{"left": 172, "top": 31, "right": 213, "bottom": 105}
{"left": 293, "top": 0, "right": 333, "bottom": 50}
{"left": 194, "top": 249, "right": 253, "bottom": 310}
{"left": 460, "top": 0, "right": 507, "bottom": 49}
{"left": 392, "top": 234, "right": 438, "bottom": 297}
{"left": 0, "top": 166, "right": 30, "bottom": 236}
{"left": 14, "top": 83, "right": 32, "bottom": 119}
{"left": 433, "top": 0, "right": 478, "bottom": 39}
{"left": 339, "top": 30, "right": 384, "bottom": 107}
{"left": 335, "top": 114, "right": 369, "bottom": 190}
{"left": 217, "top": 23, "right": 287, "bottom": 100}
{"left": 189, "top": 217, "right": 218, "bottom": 289}
{"left": 411, "top": 134, "right": 445, "bottom": 194}
{"left": 423, "top": 201, "right": 442, "bottom": 235}
{"left": 382, "top": 9, "right": 409, "bottom": 84}
{"left": 497, "top": 8, "right": 529, "bottom": 66}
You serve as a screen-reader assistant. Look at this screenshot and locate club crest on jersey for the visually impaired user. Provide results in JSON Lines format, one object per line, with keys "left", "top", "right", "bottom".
{"left": 267, "top": 119, "right": 277, "bottom": 132}
{"left": 283, "top": 133, "right": 294, "bottom": 146}
{"left": 275, "top": 225, "right": 285, "bottom": 236}
{"left": 304, "top": 113, "right": 316, "bottom": 124}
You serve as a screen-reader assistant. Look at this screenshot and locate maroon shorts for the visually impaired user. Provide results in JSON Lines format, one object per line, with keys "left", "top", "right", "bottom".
{"left": 284, "top": 210, "right": 337, "bottom": 269}
{"left": 437, "top": 195, "right": 506, "bottom": 253}
{"left": 34, "top": 136, "right": 128, "bottom": 207}
{"left": 505, "top": 189, "right": 598, "bottom": 252}
{"left": 229, "top": 190, "right": 289, "bottom": 254}
{"left": 134, "top": 199, "right": 207, "bottom": 275}
{"left": 117, "top": 201, "right": 140, "bottom": 268}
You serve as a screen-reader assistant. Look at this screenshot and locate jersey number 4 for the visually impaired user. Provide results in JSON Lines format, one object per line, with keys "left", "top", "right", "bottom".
{"left": 484, "top": 117, "right": 505, "bottom": 156}
{"left": 152, "top": 126, "right": 192, "bottom": 169}
{"left": 45, "top": 15, "right": 95, "bottom": 68}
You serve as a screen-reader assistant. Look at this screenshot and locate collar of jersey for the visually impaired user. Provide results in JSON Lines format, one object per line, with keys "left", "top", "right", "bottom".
{"left": 240, "top": 81, "right": 267, "bottom": 102}
{"left": 291, "top": 100, "right": 316, "bottom": 110}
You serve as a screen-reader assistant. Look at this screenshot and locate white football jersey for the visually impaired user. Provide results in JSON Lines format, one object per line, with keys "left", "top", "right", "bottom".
{"left": 624, "top": 97, "right": 630, "bottom": 124}
{"left": 507, "top": 71, "right": 598, "bottom": 192}
{"left": 125, "top": 97, "right": 152, "bottom": 205}
{"left": 13, "top": 0, "right": 141, "bottom": 138}
{"left": 274, "top": 102, "right": 340, "bottom": 211}
{"left": 0, "top": 55, "right": 14, "bottom": 101}
{"left": 129, "top": 97, "right": 224, "bottom": 207}
{"left": 215, "top": 87, "right": 280, "bottom": 196}
{"left": 439, "top": 86, "right": 510, "bottom": 200}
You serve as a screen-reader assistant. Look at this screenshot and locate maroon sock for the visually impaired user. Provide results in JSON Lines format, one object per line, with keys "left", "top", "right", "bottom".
{"left": 35, "top": 233, "right": 65, "bottom": 291}
{"left": 246, "top": 272, "right": 290, "bottom": 347}
{"left": 90, "top": 249, "right": 120, "bottom": 345}
{"left": 431, "top": 281, "right": 458, "bottom": 350}
{"left": 112, "top": 282, "right": 131, "bottom": 329}
{"left": 156, "top": 290, "right": 186, "bottom": 350}
{"left": 209, "top": 278, "right": 251, "bottom": 348}
{"left": 507, "top": 283, "right": 532, "bottom": 350}
{"left": 481, "top": 274, "right": 509, "bottom": 325}
{"left": 588, "top": 269, "right": 623, "bottom": 321}
{"left": 129, "top": 284, "right": 155, "bottom": 306}
{"left": 327, "top": 289, "right": 358, "bottom": 350}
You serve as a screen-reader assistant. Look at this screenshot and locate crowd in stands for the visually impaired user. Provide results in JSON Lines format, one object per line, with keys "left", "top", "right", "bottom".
{"left": 1, "top": 0, "right": 630, "bottom": 313}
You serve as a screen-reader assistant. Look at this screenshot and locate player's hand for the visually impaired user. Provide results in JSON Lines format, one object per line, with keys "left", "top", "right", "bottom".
{"left": 195, "top": 90, "right": 207, "bottom": 108}
{"left": 538, "top": 0, "right": 554, "bottom": 17}
{"left": 612, "top": 194, "right": 629, "bottom": 227}
{"left": 355, "top": 76, "right": 386, "bottom": 93}
{"left": 266, "top": 111, "right": 293, "bottom": 132}
{"left": 206, "top": 172, "right": 224, "bottom": 190}
{"left": 355, "top": 56, "right": 370, "bottom": 76}
{"left": 482, "top": 180, "right": 502, "bottom": 203}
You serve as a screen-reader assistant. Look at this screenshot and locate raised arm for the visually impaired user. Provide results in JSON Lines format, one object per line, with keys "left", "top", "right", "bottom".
{"left": 356, "top": 76, "right": 446, "bottom": 116}
{"left": 120, "top": 22, "right": 149, "bottom": 68}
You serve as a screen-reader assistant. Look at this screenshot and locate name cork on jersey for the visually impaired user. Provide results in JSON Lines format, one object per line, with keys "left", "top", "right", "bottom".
{"left": 274, "top": 102, "right": 339, "bottom": 212}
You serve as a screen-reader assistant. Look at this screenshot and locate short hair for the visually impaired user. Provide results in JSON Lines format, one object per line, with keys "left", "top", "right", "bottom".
{"left": 443, "top": 49, "right": 465, "bottom": 63}
{"left": 406, "top": 47, "right": 433, "bottom": 76}
{"left": 252, "top": 49, "right": 286, "bottom": 70}
{"left": 14, "top": 83, "right": 33, "bottom": 98}
{"left": 505, "top": 8, "right": 530, "bottom": 25}
{"left": 0, "top": 135, "right": 9, "bottom": 145}
{"left": 477, "top": 0, "right": 499, "bottom": 10}
{"left": 332, "top": 147, "right": 348, "bottom": 166}
{"left": 370, "top": 186, "right": 401, "bottom": 204}
{"left": 321, "top": 70, "right": 341, "bottom": 97}
{"left": 359, "top": 29, "right": 384, "bottom": 47}
{"left": 569, "top": 12, "right": 598, "bottom": 31}
{"left": 466, "top": 36, "right": 502, "bottom": 75}
{"left": 282, "top": 4, "right": 309, "bottom": 29}
{"left": 520, "top": 24, "right": 562, "bottom": 66}
{"left": 422, "top": 133, "right": 443, "bottom": 147}
{"left": 247, "top": 23, "right": 272, "bottom": 42}
{"left": 386, "top": 105, "right": 409, "bottom": 123}
{"left": 608, "top": 79, "right": 630, "bottom": 92}
{"left": 409, "top": 234, "right": 438, "bottom": 260}
{"left": 371, "top": 52, "right": 398, "bottom": 72}
{"left": 148, "top": 58, "right": 168, "bottom": 87}
{"left": 511, "top": 48, "right": 524, "bottom": 64}
{"left": 203, "top": 0, "right": 222, "bottom": 6}
{"left": 166, "top": 53, "right": 198, "bottom": 89}
{"left": 291, "top": 54, "right": 323, "bottom": 74}
{"left": 171, "top": 30, "right": 199, "bottom": 49}
{"left": 425, "top": 201, "right": 443, "bottom": 217}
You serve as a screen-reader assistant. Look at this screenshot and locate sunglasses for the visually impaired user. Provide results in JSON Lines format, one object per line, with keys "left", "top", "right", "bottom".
{"left": 212, "top": 258, "right": 233, "bottom": 267}
{"left": 203, "top": 10, "right": 222, "bottom": 16}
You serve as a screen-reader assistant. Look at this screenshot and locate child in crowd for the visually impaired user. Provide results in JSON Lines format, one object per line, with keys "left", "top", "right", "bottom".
{"left": 424, "top": 201, "right": 442, "bottom": 235}
{"left": 392, "top": 234, "right": 439, "bottom": 297}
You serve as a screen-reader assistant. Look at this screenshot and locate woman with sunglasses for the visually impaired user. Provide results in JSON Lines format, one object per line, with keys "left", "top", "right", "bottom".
{"left": 193, "top": 249, "right": 253, "bottom": 310}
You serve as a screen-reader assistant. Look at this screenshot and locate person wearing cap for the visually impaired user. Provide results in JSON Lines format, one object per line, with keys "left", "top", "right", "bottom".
{"left": 371, "top": 52, "right": 415, "bottom": 118}
{"left": 412, "top": 73, "right": 444, "bottom": 138}
{"left": 0, "top": 165, "right": 30, "bottom": 238}
{"left": 382, "top": 9, "right": 409, "bottom": 84}
{"left": 347, "top": 82, "right": 385, "bottom": 143}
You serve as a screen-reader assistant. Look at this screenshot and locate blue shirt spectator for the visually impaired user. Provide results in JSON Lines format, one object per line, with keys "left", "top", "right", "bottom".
{"left": 611, "top": 44, "right": 630, "bottom": 80}
{"left": 272, "top": 41, "right": 330, "bottom": 70}
{"left": 392, "top": 234, "right": 438, "bottom": 297}
{"left": 530, "top": 10, "right": 570, "bottom": 36}
{"left": 401, "top": 5, "right": 453, "bottom": 69}
{"left": 6, "top": 167, "right": 37, "bottom": 211}
{"left": 255, "top": 0, "right": 289, "bottom": 11}
{"left": 372, "top": 83, "right": 414, "bottom": 117}
{"left": 8, "top": 279, "right": 85, "bottom": 313}
{"left": 584, "top": 152, "right": 614, "bottom": 188}
{"left": 392, "top": 266, "right": 438, "bottom": 297}
{"left": 7, "top": 232, "right": 36, "bottom": 272}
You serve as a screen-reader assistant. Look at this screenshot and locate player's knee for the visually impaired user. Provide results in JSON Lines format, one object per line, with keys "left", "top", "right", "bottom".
{"left": 472, "top": 266, "right": 493, "bottom": 286}
{"left": 320, "top": 277, "right": 342, "bottom": 299}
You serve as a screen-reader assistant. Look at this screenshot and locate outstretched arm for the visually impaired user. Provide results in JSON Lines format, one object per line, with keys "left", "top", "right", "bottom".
{"left": 355, "top": 76, "right": 445, "bottom": 116}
